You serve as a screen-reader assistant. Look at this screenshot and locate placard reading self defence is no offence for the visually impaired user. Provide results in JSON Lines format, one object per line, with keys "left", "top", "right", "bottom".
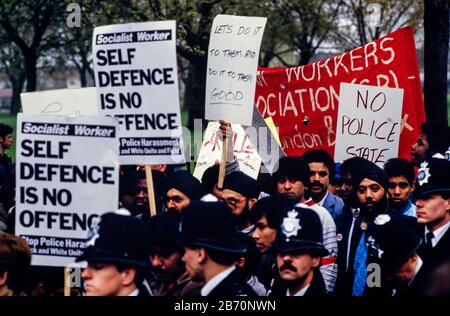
{"left": 93, "top": 21, "right": 185, "bottom": 165}
{"left": 15, "top": 114, "right": 119, "bottom": 267}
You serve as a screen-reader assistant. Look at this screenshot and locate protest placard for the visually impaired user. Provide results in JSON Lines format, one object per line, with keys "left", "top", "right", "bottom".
{"left": 193, "top": 122, "right": 262, "bottom": 180}
{"left": 205, "top": 15, "right": 267, "bottom": 126}
{"left": 255, "top": 27, "right": 425, "bottom": 161}
{"left": 244, "top": 105, "right": 285, "bottom": 175}
{"left": 15, "top": 114, "right": 119, "bottom": 267}
{"left": 21, "top": 87, "right": 99, "bottom": 116}
{"left": 92, "top": 21, "right": 185, "bottom": 165}
{"left": 334, "top": 83, "right": 403, "bottom": 166}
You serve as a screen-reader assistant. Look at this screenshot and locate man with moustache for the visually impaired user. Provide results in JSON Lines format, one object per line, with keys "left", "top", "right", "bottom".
{"left": 249, "top": 195, "right": 296, "bottom": 290}
{"left": 221, "top": 171, "right": 261, "bottom": 234}
{"left": 274, "top": 156, "right": 338, "bottom": 293}
{"left": 347, "top": 161, "right": 415, "bottom": 296}
{"left": 179, "top": 200, "right": 257, "bottom": 296}
{"left": 76, "top": 211, "right": 151, "bottom": 296}
{"left": 166, "top": 171, "right": 206, "bottom": 212}
{"left": 303, "top": 149, "right": 344, "bottom": 220}
{"left": 415, "top": 158, "right": 450, "bottom": 266}
{"left": 270, "top": 205, "right": 329, "bottom": 296}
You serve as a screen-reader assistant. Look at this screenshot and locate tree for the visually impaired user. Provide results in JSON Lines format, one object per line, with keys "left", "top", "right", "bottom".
{"left": 0, "top": 38, "right": 26, "bottom": 114}
{"left": 334, "top": 0, "right": 423, "bottom": 50}
{"left": 423, "top": 0, "right": 449, "bottom": 125}
{"left": 0, "top": 0, "right": 67, "bottom": 113}
{"left": 265, "top": 0, "right": 343, "bottom": 66}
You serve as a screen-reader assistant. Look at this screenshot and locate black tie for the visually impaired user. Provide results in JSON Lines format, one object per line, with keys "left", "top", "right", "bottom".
{"left": 426, "top": 232, "right": 434, "bottom": 251}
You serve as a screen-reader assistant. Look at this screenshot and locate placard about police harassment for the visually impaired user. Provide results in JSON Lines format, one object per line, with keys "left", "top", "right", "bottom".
{"left": 334, "top": 83, "right": 403, "bottom": 166}
{"left": 205, "top": 15, "right": 266, "bottom": 126}
{"left": 193, "top": 122, "right": 262, "bottom": 180}
{"left": 93, "top": 21, "right": 185, "bottom": 165}
{"left": 15, "top": 114, "right": 120, "bottom": 267}
{"left": 21, "top": 88, "right": 99, "bottom": 116}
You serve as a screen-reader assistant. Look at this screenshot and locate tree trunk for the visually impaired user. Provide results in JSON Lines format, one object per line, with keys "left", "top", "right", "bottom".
{"left": 25, "top": 52, "right": 38, "bottom": 92}
{"left": 299, "top": 50, "right": 313, "bottom": 66}
{"left": 9, "top": 72, "right": 26, "bottom": 114}
{"left": 424, "top": 0, "right": 449, "bottom": 124}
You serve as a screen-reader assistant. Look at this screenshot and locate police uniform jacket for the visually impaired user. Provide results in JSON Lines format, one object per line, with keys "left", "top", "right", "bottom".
{"left": 207, "top": 267, "right": 258, "bottom": 297}
{"left": 418, "top": 225, "right": 450, "bottom": 266}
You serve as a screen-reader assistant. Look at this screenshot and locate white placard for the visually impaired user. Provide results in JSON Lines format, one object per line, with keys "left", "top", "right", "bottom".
{"left": 15, "top": 114, "right": 119, "bottom": 267}
{"left": 21, "top": 87, "right": 99, "bottom": 116}
{"left": 93, "top": 21, "right": 185, "bottom": 165}
{"left": 334, "top": 83, "right": 404, "bottom": 166}
{"left": 205, "top": 15, "right": 267, "bottom": 126}
{"left": 193, "top": 122, "right": 262, "bottom": 180}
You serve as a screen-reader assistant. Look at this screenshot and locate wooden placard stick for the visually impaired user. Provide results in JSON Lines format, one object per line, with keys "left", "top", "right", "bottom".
{"left": 64, "top": 267, "right": 70, "bottom": 296}
{"left": 145, "top": 165, "right": 157, "bottom": 217}
{"left": 217, "top": 120, "right": 231, "bottom": 189}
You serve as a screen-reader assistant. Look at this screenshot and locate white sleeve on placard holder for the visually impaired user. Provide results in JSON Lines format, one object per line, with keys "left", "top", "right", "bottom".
{"left": 334, "top": 82, "right": 404, "bottom": 167}
{"left": 92, "top": 21, "right": 185, "bottom": 165}
{"left": 205, "top": 14, "right": 267, "bottom": 126}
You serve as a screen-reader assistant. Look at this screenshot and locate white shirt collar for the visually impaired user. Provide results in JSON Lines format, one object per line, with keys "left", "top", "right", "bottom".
{"left": 128, "top": 288, "right": 139, "bottom": 296}
{"left": 425, "top": 220, "right": 450, "bottom": 247}
{"left": 286, "top": 284, "right": 310, "bottom": 296}
{"left": 408, "top": 256, "right": 423, "bottom": 286}
{"left": 201, "top": 266, "right": 236, "bottom": 296}
{"left": 318, "top": 191, "right": 329, "bottom": 206}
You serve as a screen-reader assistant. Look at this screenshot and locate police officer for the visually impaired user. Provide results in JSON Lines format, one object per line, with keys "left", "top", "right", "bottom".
{"left": 76, "top": 211, "right": 151, "bottom": 296}
{"left": 415, "top": 158, "right": 450, "bottom": 266}
{"left": 271, "top": 205, "right": 329, "bottom": 296}
{"left": 179, "top": 200, "right": 257, "bottom": 296}
{"left": 365, "top": 213, "right": 429, "bottom": 296}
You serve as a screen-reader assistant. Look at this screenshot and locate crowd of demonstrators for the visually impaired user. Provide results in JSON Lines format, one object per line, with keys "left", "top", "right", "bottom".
{"left": 0, "top": 120, "right": 450, "bottom": 297}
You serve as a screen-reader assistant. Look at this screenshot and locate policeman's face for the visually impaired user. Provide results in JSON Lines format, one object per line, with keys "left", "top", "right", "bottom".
{"left": 336, "top": 172, "right": 353, "bottom": 204}
{"left": 150, "top": 251, "right": 184, "bottom": 282}
{"left": 356, "top": 178, "right": 386, "bottom": 212}
{"left": 135, "top": 179, "right": 148, "bottom": 207}
{"left": 276, "top": 176, "right": 306, "bottom": 202}
{"left": 277, "top": 253, "right": 320, "bottom": 283}
{"left": 390, "top": 254, "right": 418, "bottom": 289}
{"left": 411, "top": 133, "right": 429, "bottom": 166}
{"left": 221, "top": 189, "right": 248, "bottom": 217}
{"left": 166, "top": 188, "right": 191, "bottom": 212}
{"left": 387, "top": 176, "right": 414, "bottom": 209}
{"left": 81, "top": 262, "right": 135, "bottom": 296}
{"left": 251, "top": 215, "right": 277, "bottom": 253}
{"left": 308, "top": 162, "right": 330, "bottom": 200}
{"left": 416, "top": 194, "right": 450, "bottom": 231}
{"left": 181, "top": 247, "right": 205, "bottom": 282}
{"left": 0, "top": 133, "right": 13, "bottom": 150}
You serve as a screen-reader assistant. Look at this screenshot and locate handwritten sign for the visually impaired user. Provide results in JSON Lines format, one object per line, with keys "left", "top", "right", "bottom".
{"left": 205, "top": 15, "right": 267, "bottom": 126}
{"left": 334, "top": 83, "right": 403, "bottom": 166}
{"left": 92, "top": 21, "right": 185, "bottom": 165}
{"left": 21, "top": 88, "right": 99, "bottom": 116}
{"left": 193, "top": 122, "right": 262, "bottom": 180}
{"left": 15, "top": 114, "right": 119, "bottom": 267}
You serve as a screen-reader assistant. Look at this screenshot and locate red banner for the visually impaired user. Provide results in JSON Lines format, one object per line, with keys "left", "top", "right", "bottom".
{"left": 255, "top": 27, "right": 425, "bottom": 161}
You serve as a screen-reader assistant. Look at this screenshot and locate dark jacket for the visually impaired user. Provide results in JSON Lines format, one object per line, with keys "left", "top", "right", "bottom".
{"left": 334, "top": 205, "right": 365, "bottom": 296}
{"left": 395, "top": 261, "right": 434, "bottom": 296}
{"left": 207, "top": 268, "right": 258, "bottom": 297}
{"left": 270, "top": 269, "right": 327, "bottom": 296}
{"left": 154, "top": 272, "right": 203, "bottom": 296}
{"left": 418, "top": 225, "right": 450, "bottom": 267}
{"left": 255, "top": 249, "right": 278, "bottom": 292}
